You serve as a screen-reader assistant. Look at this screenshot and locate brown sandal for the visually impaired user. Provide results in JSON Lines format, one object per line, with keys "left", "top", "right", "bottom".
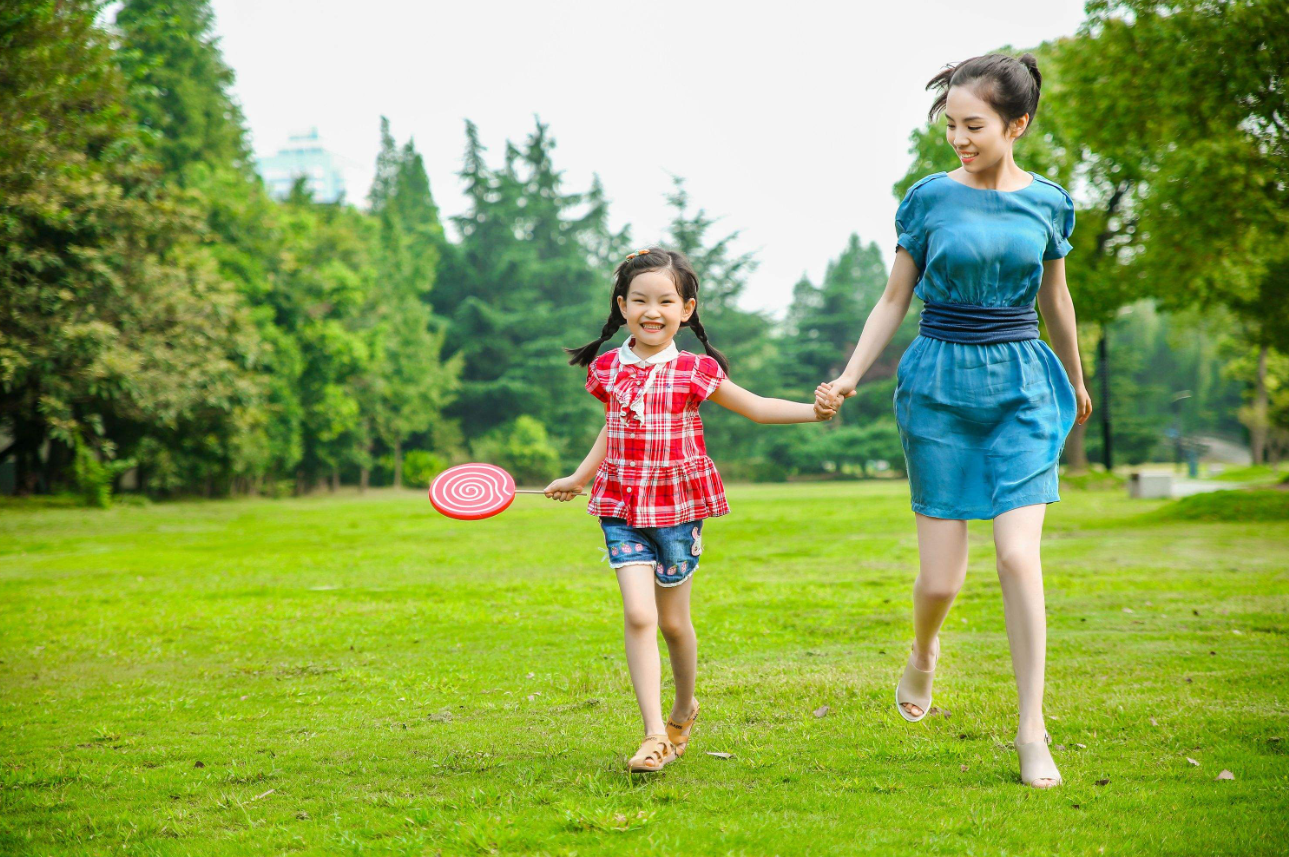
{"left": 628, "top": 734, "right": 677, "bottom": 773}
{"left": 666, "top": 699, "right": 700, "bottom": 757}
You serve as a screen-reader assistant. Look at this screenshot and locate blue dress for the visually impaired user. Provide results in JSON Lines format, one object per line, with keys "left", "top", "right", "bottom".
{"left": 893, "top": 171, "right": 1078, "bottom": 520}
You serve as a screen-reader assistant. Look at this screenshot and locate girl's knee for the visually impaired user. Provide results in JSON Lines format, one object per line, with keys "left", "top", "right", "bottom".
{"left": 623, "top": 606, "right": 657, "bottom": 634}
{"left": 658, "top": 613, "right": 693, "bottom": 640}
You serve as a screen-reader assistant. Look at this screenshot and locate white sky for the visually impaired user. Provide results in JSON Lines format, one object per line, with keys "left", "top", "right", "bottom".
{"left": 212, "top": 0, "right": 1090, "bottom": 317}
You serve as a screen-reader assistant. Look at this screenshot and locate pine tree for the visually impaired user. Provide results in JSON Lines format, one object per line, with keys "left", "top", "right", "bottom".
{"left": 436, "top": 118, "right": 612, "bottom": 465}
{"left": 113, "top": 0, "right": 251, "bottom": 179}
{"left": 663, "top": 177, "right": 778, "bottom": 466}
{"left": 363, "top": 120, "right": 458, "bottom": 488}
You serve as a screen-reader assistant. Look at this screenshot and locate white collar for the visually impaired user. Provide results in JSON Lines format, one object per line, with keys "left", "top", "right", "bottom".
{"left": 616, "top": 337, "right": 678, "bottom": 367}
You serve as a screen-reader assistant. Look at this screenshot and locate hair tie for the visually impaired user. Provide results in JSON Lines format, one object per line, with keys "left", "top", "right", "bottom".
{"left": 625, "top": 248, "right": 650, "bottom": 261}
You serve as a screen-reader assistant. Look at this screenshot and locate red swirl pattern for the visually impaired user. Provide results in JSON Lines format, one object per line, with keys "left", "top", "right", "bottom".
{"left": 429, "top": 463, "right": 516, "bottom": 520}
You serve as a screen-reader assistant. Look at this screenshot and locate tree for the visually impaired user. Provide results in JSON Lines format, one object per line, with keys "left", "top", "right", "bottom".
{"left": 778, "top": 234, "right": 914, "bottom": 416}
{"left": 1056, "top": 0, "right": 1289, "bottom": 462}
{"left": 435, "top": 118, "right": 618, "bottom": 466}
{"left": 0, "top": 0, "right": 263, "bottom": 498}
{"left": 114, "top": 0, "right": 303, "bottom": 492}
{"left": 364, "top": 119, "right": 459, "bottom": 489}
{"left": 663, "top": 177, "right": 780, "bottom": 465}
{"left": 113, "top": 0, "right": 251, "bottom": 179}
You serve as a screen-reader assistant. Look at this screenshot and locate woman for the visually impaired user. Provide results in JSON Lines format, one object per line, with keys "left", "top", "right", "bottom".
{"left": 822, "top": 53, "right": 1093, "bottom": 788}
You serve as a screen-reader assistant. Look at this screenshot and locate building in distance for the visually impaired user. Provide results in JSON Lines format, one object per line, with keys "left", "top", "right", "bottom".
{"left": 256, "top": 128, "right": 346, "bottom": 203}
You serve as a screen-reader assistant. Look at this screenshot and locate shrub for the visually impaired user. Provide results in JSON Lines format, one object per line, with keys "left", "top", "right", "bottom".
{"left": 1154, "top": 489, "right": 1289, "bottom": 522}
{"left": 71, "top": 441, "right": 131, "bottom": 508}
{"left": 402, "top": 450, "right": 447, "bottom": 488}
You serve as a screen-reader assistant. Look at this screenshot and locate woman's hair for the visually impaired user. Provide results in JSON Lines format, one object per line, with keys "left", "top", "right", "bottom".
{"left": 564, "top": 246, "right": 730, "bottom": 372}
{"left": 926, "top": 52, "right": 1042, "bottom": 135}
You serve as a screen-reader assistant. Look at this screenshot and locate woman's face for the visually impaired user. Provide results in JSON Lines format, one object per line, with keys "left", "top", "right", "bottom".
{"left": 944, "top": 84, "right": 1028, "bottom": 173}
{"left": 617, "top": 269, "right": 695, "bottom": 350}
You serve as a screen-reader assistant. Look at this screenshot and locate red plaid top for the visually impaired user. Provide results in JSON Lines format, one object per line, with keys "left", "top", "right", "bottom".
{"left": 585, "top": 342, "right": 730, "bottom": 527}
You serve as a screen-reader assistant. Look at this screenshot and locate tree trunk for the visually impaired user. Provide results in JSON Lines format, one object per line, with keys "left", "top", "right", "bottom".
{"left": 1065, "top": 420, "right": 1089, "bottom": 471}
{"left": 1251, "top": 344, "right": 1269, "bottom": 465}
{"left": 1098, "top": 332, "right": 1113, "bottom": 472}
{"left": 393, "top": 438, "right": 403, "bottom": 490}
{"left": 360, "top": 438, "right": 375, "bottom": 493}
{"left": 295, "top": 469, "right": 306, "bottom": 496}
{"left": 330, "top": 467, "right": 339, "bottom": 492}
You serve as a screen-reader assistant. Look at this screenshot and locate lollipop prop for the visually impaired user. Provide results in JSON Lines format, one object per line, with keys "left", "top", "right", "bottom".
{"left": 429, "top": 463, "right": 583, "bottom": 520}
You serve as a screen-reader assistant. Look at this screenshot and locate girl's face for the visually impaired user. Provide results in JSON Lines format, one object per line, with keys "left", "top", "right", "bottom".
{"left": 617, "top": 269, "right": 695, "bottom": 352}
{"left": 944, "top": 85, "right": 1028, "bottom": 173}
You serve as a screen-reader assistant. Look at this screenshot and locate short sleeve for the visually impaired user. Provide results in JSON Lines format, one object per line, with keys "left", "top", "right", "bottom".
{"left": 894, "top": 186, "right": 927, "bottom": 274}
{"left": 689, "top": 354, "right": 727, "bottom": 402}
{"left": 1044, "top": 190, "right": 1075, "bottom": 260}
{"left": 585, "top": 362, "right": 610, "bottom": 403}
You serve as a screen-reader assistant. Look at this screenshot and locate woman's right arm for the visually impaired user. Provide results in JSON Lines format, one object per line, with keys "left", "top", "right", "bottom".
{"left": 826, "top": 250, "right": 921, "bottom": 398}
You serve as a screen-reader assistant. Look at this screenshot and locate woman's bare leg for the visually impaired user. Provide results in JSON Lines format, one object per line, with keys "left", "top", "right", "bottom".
{"left": 903, "top": 513, "right": 970, "bottom": 718}
{"left": 992, "top": 503, "right": 1057, "bottom": 787}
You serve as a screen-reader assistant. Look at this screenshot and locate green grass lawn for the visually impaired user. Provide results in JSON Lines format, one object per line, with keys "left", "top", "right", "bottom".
{"left": 1, "top": 482, "right": 1286, "bottom": 855}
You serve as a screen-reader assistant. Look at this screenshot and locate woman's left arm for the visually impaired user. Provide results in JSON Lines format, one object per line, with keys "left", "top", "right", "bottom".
{"left": 708, "top": 379, "right": 839, "bottom": 424}
{"left": 1037, "top": 258, "right": 1093, "bottom": 426}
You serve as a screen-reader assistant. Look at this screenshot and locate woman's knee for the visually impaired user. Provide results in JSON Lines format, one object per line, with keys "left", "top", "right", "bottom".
{"left": 995, "top": 544, "right": 1040, "bottom": 577}
{"left": 915, "top": 575, "right": 962, "bottom": 603}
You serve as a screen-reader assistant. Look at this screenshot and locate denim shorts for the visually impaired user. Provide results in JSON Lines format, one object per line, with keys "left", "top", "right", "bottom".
{"left": 600, "top": 517, "right": 705, "bottom": 588}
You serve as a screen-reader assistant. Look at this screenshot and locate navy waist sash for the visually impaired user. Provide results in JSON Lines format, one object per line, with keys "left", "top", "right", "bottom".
{"left": 918, "top": 300, "right": 1040, "bottom": 344}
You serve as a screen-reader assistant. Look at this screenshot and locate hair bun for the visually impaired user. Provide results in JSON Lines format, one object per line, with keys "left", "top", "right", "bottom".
{"left": 1018, "top": 53, "right": 1042, "bottom": 90}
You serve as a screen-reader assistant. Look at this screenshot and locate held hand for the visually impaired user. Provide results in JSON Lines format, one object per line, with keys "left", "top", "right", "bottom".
{"left": 813, "top": 383, "right": 841, "bottom": 421}
{"left": 826, "top": 374, "right": 859, "bottom": 401}
{"left": 543, "top": 476, "right": 583, "bottom": 502}
{"left": 1074, "top": 384, "right": 1093, "bottom": 425}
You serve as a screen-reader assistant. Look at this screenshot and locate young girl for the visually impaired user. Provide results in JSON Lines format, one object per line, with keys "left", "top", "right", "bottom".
{"left": 545, "top": 247, "right": 839, "bottom": 773}
{"left": 819, "top": 54, "right": 1092, "bottom": 788}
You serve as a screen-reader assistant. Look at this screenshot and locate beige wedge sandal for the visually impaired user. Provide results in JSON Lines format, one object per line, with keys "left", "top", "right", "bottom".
{"left": 1016, "top": 732, "right": 1062, "bottom": 788}
{"left": 627, "top": 734, "right": 677, "bottom": 773}
{"left": 666, "top": 699, "right": 700, "bottom": 757}
{"left": 896, "top": 652, "right": 936, "bottom": 723}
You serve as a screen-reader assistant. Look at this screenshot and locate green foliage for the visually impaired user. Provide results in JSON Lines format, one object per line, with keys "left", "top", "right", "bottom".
{"left": 400, "top": 450, "right": 447, "bottom": 488}
{"left": 0, "top": 0, "right": 265, "bottom": 497}
{"left": 71, "top": 439, "right": 130, "bottom": 508}
{"left": 4, "top": 0, "right": 1283, "bottom": 498}
{"left": 767, "top": 421, "right": 905, "bottom": 477}
{"left": 471, "top": 415, "right": 561, "bottom": 485}
{"left": 114, "top": 0, "right": 251, "bottom": 178}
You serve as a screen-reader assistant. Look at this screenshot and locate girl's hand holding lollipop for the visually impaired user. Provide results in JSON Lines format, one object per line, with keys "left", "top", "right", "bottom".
{"left": 544, "top": 475, "right": 585, "bottom": 502}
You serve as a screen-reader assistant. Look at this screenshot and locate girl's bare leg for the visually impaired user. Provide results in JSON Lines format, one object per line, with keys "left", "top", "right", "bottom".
{"left": 655, "top": 575, "right": 697, "bottom": 723}
{"left": 616, "top": 563, "right": 666, "bottom": 735}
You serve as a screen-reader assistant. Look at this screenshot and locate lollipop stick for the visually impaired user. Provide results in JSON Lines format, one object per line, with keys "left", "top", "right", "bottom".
{"left": 516, "top": 489, "right": 585, "bottom": 495}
